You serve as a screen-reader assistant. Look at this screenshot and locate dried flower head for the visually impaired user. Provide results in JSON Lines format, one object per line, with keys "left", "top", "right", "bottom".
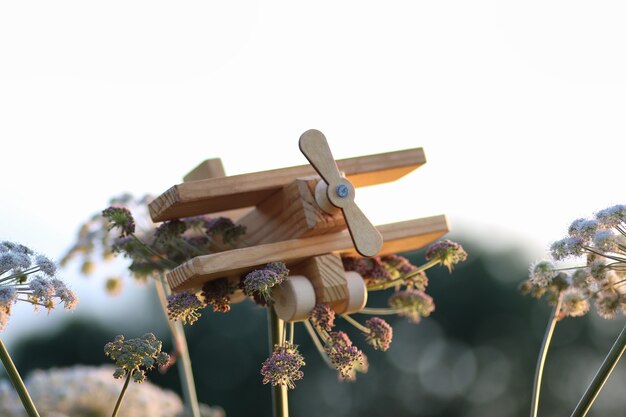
{"left": 104, "top": 333, "right": 170, "bottom": 383}
{"left": 0, "top": 242, "right": 77, "bottom": 330}
{"left": 201, "top": 277, "right": 237, "bottom": 313}
{"left": 324, "top": 331, "right": 365, "bottom": 380}
{"left": 242, "top": 264, "right": 287, "bottom": 302}
{"left": 568, "top": 218, "right": 599, "bottom": 242}
{"left": 595, "top": 204, "right": 626, "bottom": 228}
{"left": 425, "top": 240, "right": 468, "bottom": 272}
{"left": 260, "top": 342, "right": 305, "bottom": 389}
{"left": 364, "top": 317, "right": 393, "bottom": 351}
{"left": 167, "top": 292, "right": 203, "bottom": 324}
{"left": 595, "top": 291, "right": 621, "bottom": 320}
{"left": 310, "top": 304, "right": 335, "bottom": 332}
{"left": 549, "top": 237, "right": 585, "bottom": 260}
{"left": 560, "top": 288, "right": 590, "bottom": 318}
{"left": 102, "top": 207, "right": 136, "bottom": 238}
{"left": 529, "top": 260, "right": 557, "bottom": 288}
{"left": 388, "top": 289, "right": 435, "bottom": 324}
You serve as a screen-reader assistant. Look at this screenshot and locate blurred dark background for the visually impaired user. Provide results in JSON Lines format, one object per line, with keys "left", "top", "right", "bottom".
{"left": 8, "top": 235, "right": 626, "bottom": 417}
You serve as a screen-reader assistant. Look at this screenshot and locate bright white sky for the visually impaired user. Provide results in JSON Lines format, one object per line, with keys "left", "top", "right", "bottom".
{"left": 2, "top": 1, "right": 626, "bottom": 345}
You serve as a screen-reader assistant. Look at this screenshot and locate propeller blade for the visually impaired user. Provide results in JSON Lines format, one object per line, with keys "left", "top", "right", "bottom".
{"left": 299, "top": 129, "right": 343, "bottom": 186}
{"left": 342, "top": 201, "right": 383, "bottom": 257}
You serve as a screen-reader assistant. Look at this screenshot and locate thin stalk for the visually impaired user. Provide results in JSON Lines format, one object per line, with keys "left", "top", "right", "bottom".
{"left": 341, "top": 314, "right": 369, "bottom": 333}
{"left": 570, "top": 323, "right": 626, "bottom": 417}
{"left": 303, "top": 320, "right": 333, "bottom": 368}
{"left": 359, "top": 307, "right": 407, "bottom": 315}
{"left": 367, "top": 258, "right": 440, "bottom": 291}
{"left": 111, "top": 371, "right": 133, "bottom": 417}
{"left": 530, "top": 295, "right": 563, "bottom": 417}
{"left": 0, "top": 338, "right": 40, "bottom": 417}
{"left": 289, "top": 321, "right": 295, "bottom": 345}
{"left": 154, "top": 277, "right": 201, "bottom": 417}
{"left": 268, "top": 306, "right": 288, "bottom": 417}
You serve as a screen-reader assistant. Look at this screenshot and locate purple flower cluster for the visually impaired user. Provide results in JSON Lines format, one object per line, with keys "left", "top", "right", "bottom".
{"left": 364, "top": 317, "right": 393, "bottom": 351}
{"left": 425, "top": 240, "right": 468, "bottom": 272}
{"left": 388, "top": 289, "right": 435, "bottom": 324}
{"left": 260, "top": 342, "right": 305, "bottom": 389}
{"left": 166, "top": 291, "right": 204, "bottom": 324}
{"left": 242, "top": 262, "right": 289, "bottom": 302}
{"left": 310, "top": 303, "right": 335, "bottom": 332}
{"left": 324, "top": 331, "right": 364, "bottom": 380}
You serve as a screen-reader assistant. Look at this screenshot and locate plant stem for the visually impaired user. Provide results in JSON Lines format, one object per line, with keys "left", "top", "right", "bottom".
{"left": 154, "top": 276, "right": 201, "bottom": 417}
{"left": 111, "top": 371, "right": 132, "bottom": 417}
{"left": 341, "top": 314, "right": 369, "bottom": 333}
{"left": 268, "top": 306, "right": 289, "bottom": 417}
{"left": 359, "top": 307, "right": 406, "bottom": 315}
{"left": 530, "top": 294, "right": 563, "bottom": 417}
{"left": 303, "top": 320, "right": 333, "bottom": 368}
{"left": 0, "top": 338, "right": 40, "bottom": 417}
{"left": 367, "top": 258, "right": 440, "bottom": 291}
{"left": 570, "top": 322, "right": 626, "bottom": 417}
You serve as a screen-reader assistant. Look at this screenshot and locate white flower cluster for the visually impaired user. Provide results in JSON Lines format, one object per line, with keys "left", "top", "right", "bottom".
{"left": 0, "top": 365, "right": 184, "bottom": 417}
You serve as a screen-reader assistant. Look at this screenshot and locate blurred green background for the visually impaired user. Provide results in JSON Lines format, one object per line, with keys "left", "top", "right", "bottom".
{"left": 4, "top": 234, "right": 625, "bottom": 417}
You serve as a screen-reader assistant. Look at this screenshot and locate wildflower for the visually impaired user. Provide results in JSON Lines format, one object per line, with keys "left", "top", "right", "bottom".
{"left": 204, "top": 217, "right": 246, "bottom": 245}
{"left": 102, "top": 207, "right": 136, "bottom": 238}
{"left": 425, "top": 240, "right": 468, "bottom": 272}
{"left": 104, "top": 333, "right": 170, "bottom": 383}
{"left": 340, "top": 352, "right": 369, "bottom": 382}
{"left": 595, "top": 291, "right": 621, "bottom": 320}
{"left": 550, "top": 237, "right": 585, "bottom": 260}
{"left": 34, "top": 255, "right": 56, "bottom": 276}
{"left": 364, "top": 317, "right": 393, "bottom": 351}
{"left": 242, "top": 265, "right": 287, "bottom": 302}
{"left": 595, "top": 204, "right": 626, "bottom": 228}
{"left": 388, "top": 289, "right": 435, "bottom": 324}
{"left": 593, "top": 230, "right": 619, "bottom": 252}
{"left": 265, "top": 262, "right": 289, "bottom": 279}
{"left": 260, "top": 342, "right": 305, "bottom": 389}
{"left": 560, "top": 288, "right": 590, "bottom": 318}
{"left": 324, "top": 331, "right": 365, "bottom": 380}
{"left": 381, "top": 254, "right": 418, "bottom": 276}
{"left": 589, "top": 260, "right": 608, "bottom": 281}
{"left": 310, "top": 304, "right": 335, "bottom": 332}
{"left": 529, "top": 261, "right": 557, "bottom": 288}
{"left": 342, "top": 256, "right": 393, "bottom": 285}
{"left": 166, "top": 292, "right": 203, "bottom": 324}
{"left": 201, "top": 277, "right": 237, "bottom": 312}
{"left": 568, "top": 218, "right": 599, "bottom": 241}
{"left": 571, "top": 268, "right": 592, "bottom": 288}
{"left": 0, "top": 242, "right": 77, "bottom": 329}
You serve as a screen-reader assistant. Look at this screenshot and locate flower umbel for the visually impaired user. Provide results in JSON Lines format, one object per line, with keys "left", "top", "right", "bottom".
{"left": 104, "top": 333, "right": 170, "bottom": 383}
{"left": 425, "top": 240, "right": 468, "bottom": 272}
{"left": 310, "top": 304, "right": 335, "bottom": 332}
{"left": 0, "top": 242, "right": 77, "bottom": 330}
{"left": 364, "top": 317, "right": 393, "bottom": 351}
{"left": 102, "top": 207, "right": 136, "bottom": 238}
{"left": 388, "top": 289, "right": 435, "bottom": 324}
{"left": 166, "top": 292, "right": 203, "bottom": 325}
{"left": 324, "top": 331, "right": 365, "bottom": 380}
{"left": 260, "top": 342, "right": 305, "bottom": 389}
{"left": 242, "top": 262, "right": 289, "bottom": 302}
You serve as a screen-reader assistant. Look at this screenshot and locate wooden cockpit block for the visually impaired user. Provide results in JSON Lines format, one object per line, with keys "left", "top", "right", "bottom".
{"left": 167, "top": 214, "right": 449, "bottom": 292}
{"left": 149, "top": 148, "right": 426, "bottom": 222}
{"left": 290, "top": 254, "right": 347, "bottom": 305}
{"left": 235, "top": 178, "right": 346, "bottom": 246}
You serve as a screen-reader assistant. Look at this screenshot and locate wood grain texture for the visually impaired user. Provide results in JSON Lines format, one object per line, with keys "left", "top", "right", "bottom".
{"left": 290, "top": 254, "right": 348, "bottom": 304}
{"left": 235, "top": 178, "right": 346, "bottom": 246}
{"left": 167, "top": 214, "right": 449, "bottom": 291}
{"left": 149, "top": 148, "right": 426, "bottom": 222}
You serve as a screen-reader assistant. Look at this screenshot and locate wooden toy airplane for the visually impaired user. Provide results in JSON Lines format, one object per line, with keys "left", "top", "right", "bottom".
{"left": 148, "top": 129, "right": 449, "bottom": 322}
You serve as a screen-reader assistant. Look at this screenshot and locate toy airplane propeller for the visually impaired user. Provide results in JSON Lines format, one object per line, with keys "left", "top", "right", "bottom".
{"left": 148, "top": 129, "right": 449, "bottom": 322}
